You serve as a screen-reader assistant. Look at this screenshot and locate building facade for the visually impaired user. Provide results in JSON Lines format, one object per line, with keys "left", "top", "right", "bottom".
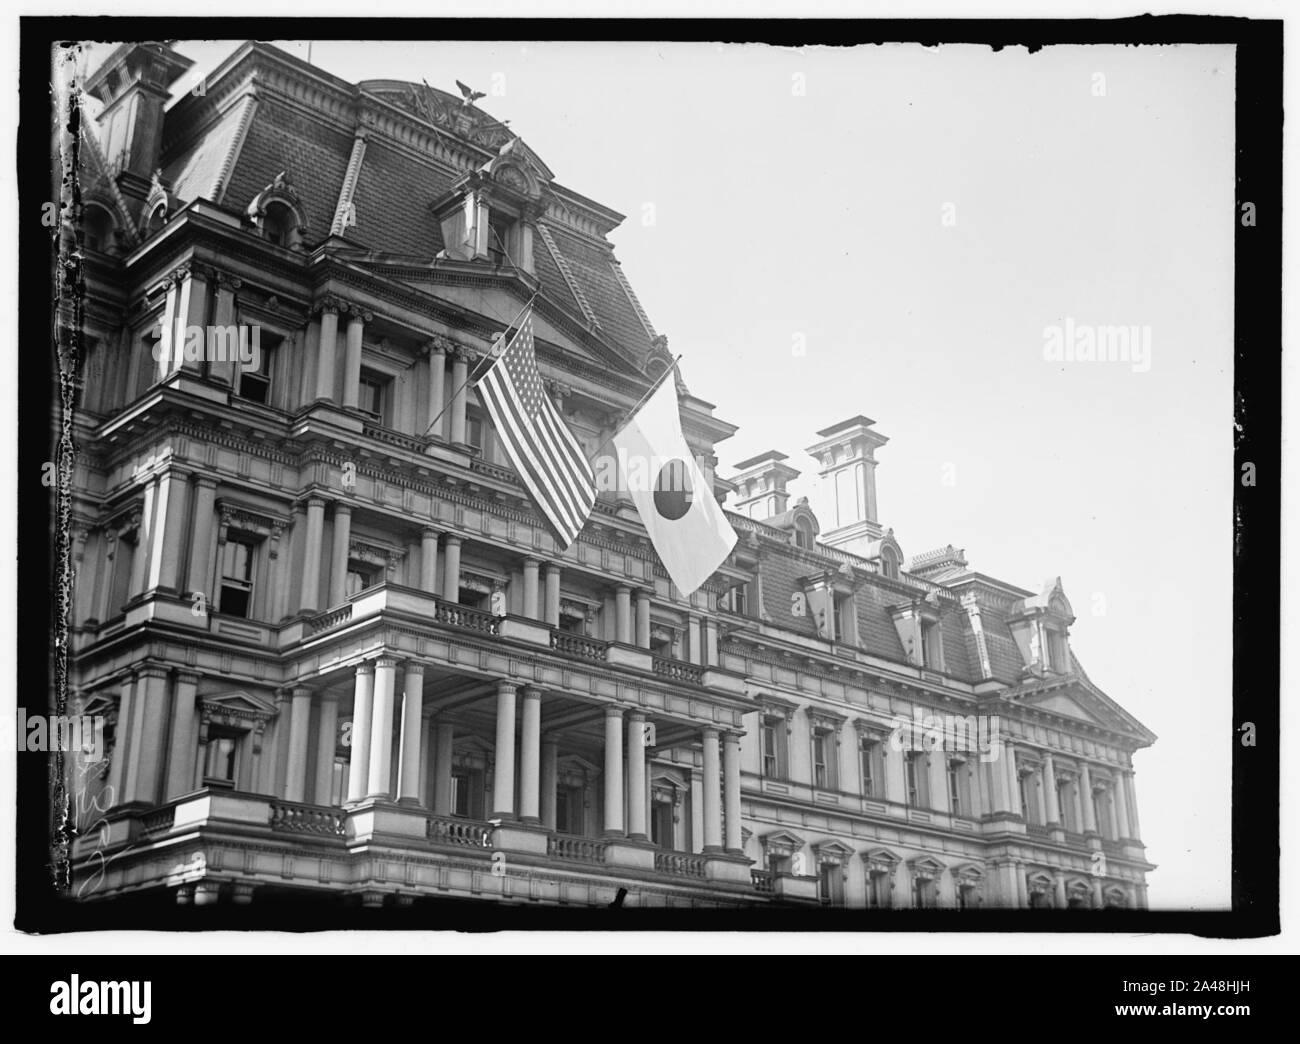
{"left": 59, "top": 41, "right": 1155, "bottom": 911}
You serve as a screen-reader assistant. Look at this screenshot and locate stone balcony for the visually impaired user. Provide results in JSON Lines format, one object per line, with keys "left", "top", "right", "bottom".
{"left": 72, "top": 789, "right": 777, "bottom": 908}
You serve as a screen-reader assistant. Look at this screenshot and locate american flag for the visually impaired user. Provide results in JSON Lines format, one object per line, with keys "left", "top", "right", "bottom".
{"left": 475, "top": 308, "right": 596, "bottom": 548}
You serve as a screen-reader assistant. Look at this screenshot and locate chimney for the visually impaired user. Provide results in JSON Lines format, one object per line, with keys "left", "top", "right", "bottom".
{"left": 805, "top": 415, "right": 888, "bottom": 556}
{"left": 84, "top": 42, "right": 194, "bottom": 205}
{"left": 730, "top": 451, "right": 800, "bottom": 520}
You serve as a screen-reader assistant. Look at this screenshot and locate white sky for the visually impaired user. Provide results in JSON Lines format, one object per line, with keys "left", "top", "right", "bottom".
{"left": 79, "top": 38, "right": 1237, "bottom": 910}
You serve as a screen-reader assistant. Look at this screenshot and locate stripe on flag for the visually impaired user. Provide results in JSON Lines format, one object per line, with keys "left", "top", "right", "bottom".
{"left": 475, "top": 309, "right": 596, "bottom": 547}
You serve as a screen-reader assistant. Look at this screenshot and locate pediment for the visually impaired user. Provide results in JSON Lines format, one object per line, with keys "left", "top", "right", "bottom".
{"left": 199, "top": 688, "right": 277, "bottom": 716}
{"left": 1014, "top": 680, "right": 1152, "bottom": 742}
{"left": 1029, "top": 692, "right": 1104, "bottom": 724}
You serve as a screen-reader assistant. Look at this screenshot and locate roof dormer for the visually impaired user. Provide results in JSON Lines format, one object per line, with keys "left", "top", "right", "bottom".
{"left": 1007, "top": 577, "right": 1077, "bottom": 677}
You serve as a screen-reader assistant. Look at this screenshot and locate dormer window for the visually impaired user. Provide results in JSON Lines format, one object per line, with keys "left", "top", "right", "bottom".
{"left": 487, "top": 210, "right": 516, "bottom": 265}
{"left": 920, "top": 619, "right": 943, "bottom": 670}
{"left": 1045, "top": 626, "right": 1070, "bottom": 673}
{"left": 83, "top": 203, "right": 117, "bottom": 253}
{"left": 263, "top": 202, "right": 295, "bottom": 248}
{"left": 794, "top": 517, "right": 815, "bottom": 550}
{"left": 880, "top": 546, "right": 900, "bottom": 579}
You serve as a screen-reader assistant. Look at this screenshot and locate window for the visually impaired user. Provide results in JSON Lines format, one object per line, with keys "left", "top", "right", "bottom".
{"left": 83, "top": 205, "right": 115, "bottom": 253}
{"left": 330, "top": 755, "right": 349, "bottom": 806}
{"left": 651, "top": 795, "right": 675, "bottom": 849}
{"left": 905, "top": 751, "right": 930, "bottom": 807}
{"left": 236, "top": 331, "right": 278, "bottom": 404}
{"left": 203, "top": 728, "right": 241, "bottom": 787}
{"left": 1047, "top": 629, "right": 1069, "bottom": 672}
{"left": 834, "top": 594, "right": 855, "bottom": 645}
{"left": 1057, "top": 781, "right": 1073, "bottom": 831}
{"left": 487, "top": 211, "right": 517, "bottom": 266}
{"left": 723, "top": 583, "right": 749, "bottom": 616}
{"left": 649, "top": 631, "right": 673, "bottom": 657}
{"left": 458, "top": 586, "right": 490, "bottom": 611}
{"left": 466, "top": 415, "right": 484, "bottom": 453}
{"left": 948, "top": 758, "right": 969, "bottom": 816}
{"left": 1018, "top": 772, "right": 1035, "bottom": 823}
{"left": 559, "top": 611, "right": 586, "bottom": 635}
{"left": 357, "top": 371, "right": 388, "bottom": 423}
{"left": 818, "top": 864, "right": 844, "bottom": 906}
{"left": 920, "top": 619, "right": 943, "bottom": 670}
{"left": 957, "top": 883, "right": 979, "bottom": 910}
{"left": 146, "top": 203, "right": 167, "bottom": 238}
{"left": 263, "top": 202, "right": 295, "bottom": 247}
{"left": 912, "top": 876, "right": 936, "bottom": 909}
{"left": 812, "top": 729, "right": 836, "bottom": 790}
{"left": 859, "top": 734, "right": 884, "bottom": 798}
{"left": 759, "top": 715, "right": 787, "bottom": 780}
{"left": 880, "top": 547, "right": 900, "bottom": 580}
{"left": 1093, "top": 788, "right": 1113, "bottom": 839}
{"left": 345, "top": 560, "right": 382, "bottom": 599}
{"left": 794, "top": 519, "right": 815, "bottom": 550}
{"left": 556, "top": 785, "right": 584, "bottom": 834}
{"left": 218, "top": 537, "right": 257, "bottom": 618}
{"left": 867, "top": 872, "right": 892, "bottom": 909}
{"left": 452, "top": 772, "right": 471, "bottom": 818}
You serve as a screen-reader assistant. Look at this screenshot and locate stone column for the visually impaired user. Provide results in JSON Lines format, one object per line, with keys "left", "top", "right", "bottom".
{"left": 1080, "top": 762, "right": 1098, "bottom": 834}
{"left": 543, "top": 564, "right": 561, "bottom": 627}
{"left": 627, "top": 712, "right": 648, "bottom": 840}
{"left": 687, "top": 614, "right": 702, "bottom": 665}
{"left": 1043, "top": 753, "right": 1061, "bottom": 824}
{"left": 299, "top": 496, "right": 326, "bottom": 612}
{"left": 723, "top": 732, "right": 742, "bottom": 854}
{"left": 522, "top": 558, "right": 540, "bottom": 620}
{"left": 1112, "top": 773, "right": 1132, "bottom": 840}
{"left": 1054, "top": 873, "right": 1067, "bottom": 909}
{"left": 635, "top": 591, "right": 651, "bottom": 648}
{"left": 491, "top": 681, "right": 517, "bottom": 819}
{"left": 519, "top": 688, "right": 542, "bottom": 823}
{"left": 186, "top": 477, "right": 218, "bottom": 603}
{"left": 395, "top": 664, "right": 425, "bottom": 803}
{"left": 703, "top": 618, "right": 719, "bottom": 665}
{"left": 328, "top": 504, "right": 352, "bottom": 607}
{"left": 315, "top": 300, "right": 339, "bottom": 401}
{"left": 1124, "top": 771, "right": 1142, "bottom": 841}
{"left": 346, "top": 663, "right": 374, "bottom": 803}
{"left": 426, "top": 340, "right": 447, "bottom": 441}
{"left": 1071, "top": 776, "right": 1085, "bottom": 833}
{"left": 701, "top": 727, "right": 723, "bottom": 853}
{"left": 603, "top": 706, "right": 624, "bottom": 836}
{"left": 420, "top": 527, "right": 438, "bottom": 593}
{"left": 106, "top": 675, "right": 136, "bottom": 800}
{"left": 164, "top": 671, "right": 200, "bottom": 800}
{"left": 540, "top": 735, "right": 559, "bottom": 829}
{"left": 1005, "top": 742, "right": 1022, "bottom": 816}
{"left": 314, "top": 692, "right": 339, "bottom": 805}
{"left": 432, "top": 722, "right": 455, "bottom": 815}
{"left": 615, "top": 585, "right": 632, "bottom": 644}
{"left": 441, "top": 536, "right": 461, "bottom": 601}
{"left": 148, "top": 470, "right": 189, "bottom": 592}
{"left": 342, "top": 309, "right": 367, "bottom": 409}
{"left": 449, "top": 349, "right": 469, "bottom": 446}
{"left": 283, "top": 686, "right": 314, "bottom": 802}
{"left": 690, "top": 772, "right": 705, "bottom": 853}
{"left": 123, "top": 666, "right": 169, "bottom": 804}
{"left": 366, "top": 657, "right": 398, "bottom": 800}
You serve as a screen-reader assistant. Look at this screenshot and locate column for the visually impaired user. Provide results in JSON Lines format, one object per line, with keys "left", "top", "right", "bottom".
{"left": 283, "top": 686, "right": 314, "bottom": 802}
{"left": 106, "top": 675, "right": 136, "bottom": 800}
{"left": 1054, "top": 873, "right": 1067, "bottom": 909}
{"left": 365, "top": 657, "right": 397, "bottom": 799}
{"left": 701, "top": 727, "right": 723, "bottom": 853}
{"left": 703, "top": 618, "right": 719, "bottom": 665}
{"left": 687, "top": 614, "right": 702, "bottom": 665}
{"left": 635, "top": 590, "right": 651, "bottom": 648}
{"left": 519, "top": 688, "right": 542, "bottom": 823}
{"left": 186, "top": 477, "right": 218, "bottom": 602}
{"left": 418, "top": 717, "right": 431, "bottom": 808}
{"left": 522, "top": 558, "right": 540, "bottom": 620}
{"left": 174, "top": 266, "right": 210, "bottom": 375}
{"left": 432, "top": 722, "right": 455, "bottom": 815}
{"left": 441, "top": 535, "right": 461, "bottom": 601}
{"left": 1080, "top": 762, "right": 1098, "bottom": 834}
{"left": 314, "top": 692, "right": 339, "bottom": 805}
{"left": 884, "top": 741, "right": 906, "bottom": 804}
{"left": 449, "top": 349, "right": 469, "bottom": 446}
{"left": 1112, "top": 775, "right": 1132, "bottom": 840}
{"left": 299, "top": 496, "right": 326, "bottom": 612}
{"left": 1071, "top": 776, "right": 1085, "bottom": 834}
{"left": 163, "top": 671, "right": 200, "bottom": 800}
{"left": 627, "top": 712, "right": 647, "bottom": 840}
{"left": 723, "top": 732, "right": 742, "bottom": 854}
{"left": 328, "top": 504, "right": 352, "bottom": 607}
{"left": 128, "top": 481, "right": 157, "bottom": 598}
{"left": 543, "top": 564, "right": 561, "bottom": 627}
{"left": 315, "top": 301, "right": 339, "bottom": 401}
{"left": 540, "top": 735, "right": 559, "bottom": 829}
{"left": 603, "top": 706, "right": 624, "bottom": 836}
{"left": 346, "top": 663, "right": 374, "bottom": 802}
{"left": 1124, "top": 771, "right": 1142, "bottom": 841}
{"left": 426, "top": 341, "right": 447, "bottom": 440}
{"left": 420, "top": 527, "right": 438, "bottom": 593}
{"left": 1005, "top": 742, "right": 1022, "bottom": 816}
{"left": 1043, "top": 753, "right": 1061, "bottom": 824}
{"left": 614, "top": 585, "right": 632, "bottom": 644}
{"left": 491, "top": 681, "right": 517, "bottom": 819}
{"left": 208, "top": 272, "right": 239, "bottom": 386}
{"left": 123, "top": 666, "right": 169, "bottom": 804}
{"left": 690, "top": 772, "right": 705, "bottom": 853}
{"left": 342, "top": 310, "right": 365, "bottom": 409}
{"left": 396, "top": 663, "right": 425, "bottom": 803}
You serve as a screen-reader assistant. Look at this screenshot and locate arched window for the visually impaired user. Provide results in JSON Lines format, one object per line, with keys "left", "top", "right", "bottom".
{"left": 263, "top": 201, "right": 295, "bottom": 248}
{"left": 146, "top": 203, "right": 167, "bottom": 238}
{"left": 880, "top": 545, "right": 900, "bottom": 579}
{"left": 794, "top": 517, "right": 814, "bottom": 550}
{"left": 82, "top": 204, "right": 116, "bottom": 253}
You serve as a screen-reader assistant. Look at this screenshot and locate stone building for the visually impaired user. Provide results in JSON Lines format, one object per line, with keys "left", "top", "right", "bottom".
{"left": 60, "top": 40, "right": 1155, "bottom": 910}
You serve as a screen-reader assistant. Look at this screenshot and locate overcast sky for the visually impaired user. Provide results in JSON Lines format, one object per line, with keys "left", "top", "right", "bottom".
{"left": 78, "top": 37, "right": 1235, "bottom": 909}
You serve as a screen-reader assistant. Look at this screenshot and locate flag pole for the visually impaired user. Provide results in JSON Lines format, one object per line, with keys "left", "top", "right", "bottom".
{"left": 422, "top": 289, "right": 541, "bottom": 439}
{"left": 587, "top": 354, "right": 683, "bottom": 463}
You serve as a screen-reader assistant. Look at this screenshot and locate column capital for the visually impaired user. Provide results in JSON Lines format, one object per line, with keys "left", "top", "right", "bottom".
{"left": 174, "top": 670, "right": 201, "bottom": 687}
{"left": 520, "top": 685, "right": 542, "bottom": 701}
{"left": 333, "top": 502, "right": 353, "bottom": 517}
{"left": 318, "top": 689, "right": 340, "bottom": 704}
{"left": 615, "top": 583, "right": 632, "bottom": 596}
{"left": 375, "top": 655, "right": 399, "bottom": 670}
{"left": 304, "top": 495, "right": 327, "bottom": 510}
{"left": 421, "top": 525, "right": 440, "bottom": 538}
{"left": 315, "top": 293, "right": 345, "bottom": 316}
{"left": 442, "top": 533, "right": 462, "bottom": 548}
{"left": 403, "top": 662, "right": 426, "bottom": 678}
{"left": 346, "top": 307, "right": 374, "bottom": 325}
{"left": 604, "top": 704, "right": 624, "bottom": 720}
{"left": 628, "top": 709, "right": 646, "bottom": 723}
{"left": 496, "top": 679, "right": 518, "bottom": 696}
{"left": 355, "top": 661, "right": 375, "bottom": 677}
{"left": 701, "top": 725, "right": 720, "bottom": 741}
{"left": 543, "top": 561, "right": 562, "bottom": 575}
